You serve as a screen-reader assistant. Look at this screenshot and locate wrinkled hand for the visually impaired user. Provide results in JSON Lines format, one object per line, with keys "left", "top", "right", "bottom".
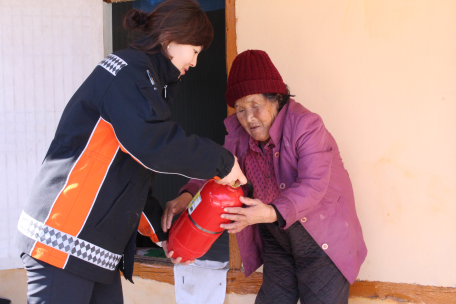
{"left": 162, "top": 192, "right": 193, "bottom": 233}
{"left": 220, "top": 196, "right": 277, "bottom": 233}
{"left": 216, "top": 156, "right": 247, "bottom": 186}
{"left": 162, "top": 240, "right": 194, "bottom": 265}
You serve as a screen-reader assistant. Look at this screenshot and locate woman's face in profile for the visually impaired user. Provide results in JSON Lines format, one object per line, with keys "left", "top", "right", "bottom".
{"left": 235, "top": 94, "right": 279, "bottom": 144}
{"left": 167, "top": 42, "right": 202, "bottom": 77}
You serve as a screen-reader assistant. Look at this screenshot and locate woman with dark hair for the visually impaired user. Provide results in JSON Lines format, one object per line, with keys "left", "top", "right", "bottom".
{"left": 167, "top": 50, "right": 367, "bottom": 304}
{"left": 16, "top": 1, "right": 246, "bottom": 303}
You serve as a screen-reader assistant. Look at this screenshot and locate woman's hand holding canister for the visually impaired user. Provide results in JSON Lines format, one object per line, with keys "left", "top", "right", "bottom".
{"left": 220, "top": 196, "right": 277, "bottom": 233}
{"left": 161, "top": 193, "right": 194, "bottom": 265}
{"left": 162, "top": 240, "right": 194, "bottom": 265}
{"left": 162, "top": 192, "right": 193, "bottom": 233}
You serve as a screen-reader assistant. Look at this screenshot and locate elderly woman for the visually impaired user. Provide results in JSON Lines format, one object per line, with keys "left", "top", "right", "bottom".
{"left": 163, "top": 50, "right": 367, "bottom": 304}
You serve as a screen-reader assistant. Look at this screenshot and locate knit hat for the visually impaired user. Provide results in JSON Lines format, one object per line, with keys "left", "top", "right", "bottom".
{"left": 225, "top": 50, "right": 287, "bottom": 108}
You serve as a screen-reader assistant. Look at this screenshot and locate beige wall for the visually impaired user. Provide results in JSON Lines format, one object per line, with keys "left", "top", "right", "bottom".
{"left": 0, "top": 269, "right": 28, "bottom": 304}
{"left": 236, "top": 0, "right": 456, "bottom": 287}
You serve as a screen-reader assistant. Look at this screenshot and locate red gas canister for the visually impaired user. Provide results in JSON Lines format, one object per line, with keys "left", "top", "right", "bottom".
{"left": 167, "top": 179, "right": 244, "bottom": 262}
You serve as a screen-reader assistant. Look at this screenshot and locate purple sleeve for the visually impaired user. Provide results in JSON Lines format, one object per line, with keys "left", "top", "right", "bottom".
{"left": 272, "top": 113, "right": 333, "bottom": 229}
{"left": 178, "top": 179, "right": 206, "bottom": 197}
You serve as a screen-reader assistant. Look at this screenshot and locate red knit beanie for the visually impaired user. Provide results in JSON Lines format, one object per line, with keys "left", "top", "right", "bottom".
{"left": 225, "top": 50, "right": 287, "bottom": 108}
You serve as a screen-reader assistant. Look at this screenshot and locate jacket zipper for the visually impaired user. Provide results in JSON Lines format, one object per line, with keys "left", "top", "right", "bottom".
{"left": 164, "top": 85, "right": 168, "bottom": 98}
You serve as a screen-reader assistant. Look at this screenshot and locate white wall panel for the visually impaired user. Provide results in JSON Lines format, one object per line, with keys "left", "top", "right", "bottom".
{"left": 0, "top": 0, "right": 105, "bottom": 269}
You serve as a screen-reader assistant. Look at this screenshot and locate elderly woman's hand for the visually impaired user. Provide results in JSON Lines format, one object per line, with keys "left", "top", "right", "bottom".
{"left": 220, "top": 196, "right": 277, "bottom": 233}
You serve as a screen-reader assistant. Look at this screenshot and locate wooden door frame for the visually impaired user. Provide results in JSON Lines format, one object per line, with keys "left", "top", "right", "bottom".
{"left": 225, "top": 0, "right": 243, "bottom": 271}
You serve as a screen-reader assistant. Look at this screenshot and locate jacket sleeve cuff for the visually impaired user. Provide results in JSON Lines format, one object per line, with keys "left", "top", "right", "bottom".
{"left": 215, "top": 151, "right": 235, "bottom": 179}
{"left": 271, "top": 196, "right": 296, "bottom": 229}
{"left": 270, "top": 204, "right": 286, "bottom": 228}
{"left": 156, "top": 230, "right": 168, "bottom": 242}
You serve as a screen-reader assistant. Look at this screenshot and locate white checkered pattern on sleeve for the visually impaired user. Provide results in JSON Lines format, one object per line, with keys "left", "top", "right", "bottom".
{"left": 98, "top": 54, "right": 128, "bottom": 76}
{"left": 18, "top": 211, "right": 122, "bottom": 271}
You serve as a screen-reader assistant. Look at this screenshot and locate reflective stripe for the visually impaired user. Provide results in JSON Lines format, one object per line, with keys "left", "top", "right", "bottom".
{"left": 187, "top": 210, "right": 223, "bottom": 235}
{"left": 76, "top": 147, "right": 120, "bottom": 237}
{"left": 98, "top": 54, "right": 127, "bottom": 76}
{"left": 18, "top": 211, "right": 121, "bottom": 271}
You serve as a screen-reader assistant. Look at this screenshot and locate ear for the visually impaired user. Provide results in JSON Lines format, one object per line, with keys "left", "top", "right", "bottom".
{"left": 275, "top": 96, "right": 281, "bottom": 108}
{"left": 159, "top": 32, "right": 171, "bottom": 51}
{"left": 160, "top": 39, "right": 173, "bottom": 60}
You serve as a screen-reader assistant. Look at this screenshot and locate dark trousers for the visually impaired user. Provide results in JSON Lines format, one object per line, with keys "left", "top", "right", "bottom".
{"left": 255, "top": 222, "right": 350, "bottom": 304}
{"left": 21, "top": 254, "right": 123, "bottom": 304}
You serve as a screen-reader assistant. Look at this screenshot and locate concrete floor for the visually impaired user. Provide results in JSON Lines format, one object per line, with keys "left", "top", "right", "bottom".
{"left": 0, "top": 269, "right": 27, "bottom": 304}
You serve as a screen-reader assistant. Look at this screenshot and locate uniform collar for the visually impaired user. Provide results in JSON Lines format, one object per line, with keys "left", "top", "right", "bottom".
{"left": 145, "top": 50, "right": 181, "bottom": 85}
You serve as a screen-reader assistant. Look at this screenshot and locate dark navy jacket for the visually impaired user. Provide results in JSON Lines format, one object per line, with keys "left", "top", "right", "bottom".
{"left": 16, "top": 48, "right": 234, "bottom": 284}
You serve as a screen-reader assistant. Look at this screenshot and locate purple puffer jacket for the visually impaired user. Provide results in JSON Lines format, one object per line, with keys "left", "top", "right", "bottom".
{"left": 179, "top": 99, "right": 367, "bottom": 284}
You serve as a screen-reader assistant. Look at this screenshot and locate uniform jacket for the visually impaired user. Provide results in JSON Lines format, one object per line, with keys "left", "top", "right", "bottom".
{"left": 16, "top": 47, "right": 234, "bottom": 284}
{"left": 180, "top": 99, "right": 367, "bottom": 284}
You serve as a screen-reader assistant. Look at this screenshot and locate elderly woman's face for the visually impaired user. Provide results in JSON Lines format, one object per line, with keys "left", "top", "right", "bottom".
{"left": 234, "top": 94, "right": 279, "bottom": 144}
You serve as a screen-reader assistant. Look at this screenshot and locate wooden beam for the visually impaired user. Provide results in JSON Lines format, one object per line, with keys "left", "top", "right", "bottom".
{"left": 132, "top": 260, "right": 456, "bottom": 302}
{"left": 133, "top": 262, "right": 175, "bottom": 286}
{"left": 226, "top": 270, "right": 262, "bottom": 295}
{"left": 349, "top": 280, "right": 456, "bottom": 303}
{"left": 225, "top": 0, "right": 237, "bottom": 117}
{"left": 132, "top": 260, "right": 262, "bottom": 295}
{"left": 225, "top": 0, "right": 237, "bottom": 75}
{"left": 225, "top": 0, "right": 241, "bottom": 269}
{"left": 228, "top": 233, "right": 242, "bottom": 270}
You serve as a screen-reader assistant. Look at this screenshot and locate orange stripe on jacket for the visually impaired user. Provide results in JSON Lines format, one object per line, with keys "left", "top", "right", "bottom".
{"left": 138, "top": 213, "right": 159, "bottom": 243}
{"left": 31, "top": 242, "right": 68, "bottom": 269}
{"left": 44, "top": 119, "right": 119, "bottom": 236}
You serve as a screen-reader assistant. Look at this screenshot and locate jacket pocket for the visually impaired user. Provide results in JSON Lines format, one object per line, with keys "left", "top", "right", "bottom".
{"left": 332, "top": 196, "right": 353, "bottom": 237}
{"left": 96, "top": 181, "right": 135, "bottom": 230}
